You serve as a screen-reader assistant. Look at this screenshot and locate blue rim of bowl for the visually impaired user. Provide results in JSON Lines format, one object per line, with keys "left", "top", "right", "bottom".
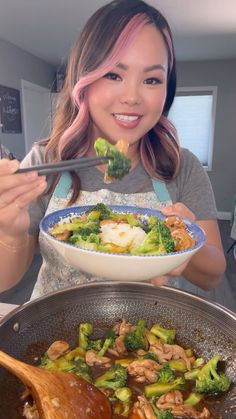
{"left": 40, "top": 205, "right": 206, "bottom": 257}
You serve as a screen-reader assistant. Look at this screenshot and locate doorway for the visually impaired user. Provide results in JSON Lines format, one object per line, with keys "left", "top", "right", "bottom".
{"left": 21, "top": 80, "right": 52, "bottom": 153}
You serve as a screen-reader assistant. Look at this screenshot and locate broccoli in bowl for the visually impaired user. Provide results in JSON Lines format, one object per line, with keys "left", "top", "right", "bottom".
{"left": 49, "top": 203, "right": 196, "bottom": 255}
{"left": 41, "top": 203, "right": 205, "bottom": 281}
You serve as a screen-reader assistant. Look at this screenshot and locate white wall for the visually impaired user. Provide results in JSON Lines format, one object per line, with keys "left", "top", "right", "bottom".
{"left": 0, "top": 38, "right": 55, "bottom": 159}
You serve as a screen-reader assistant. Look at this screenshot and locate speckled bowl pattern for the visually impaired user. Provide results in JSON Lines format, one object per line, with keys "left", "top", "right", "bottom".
{"left": 40, "top": 205, "right": 206, "bottom": 281}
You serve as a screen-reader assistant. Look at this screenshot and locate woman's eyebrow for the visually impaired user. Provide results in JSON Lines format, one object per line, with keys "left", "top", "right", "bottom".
{"left": 116, "top": 63, "right": 166, "bottom": 72}
{"left": 144, "top": 64, "right": 166, "bottom": 72}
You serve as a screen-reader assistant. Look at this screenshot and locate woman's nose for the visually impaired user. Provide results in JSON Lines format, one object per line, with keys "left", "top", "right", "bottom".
{"left": 119, "top": 83, "right": 141, "bottom": 106}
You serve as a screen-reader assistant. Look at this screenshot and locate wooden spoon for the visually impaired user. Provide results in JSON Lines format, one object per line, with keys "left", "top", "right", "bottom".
{"left": 0, "top": 350, "right": 112, "bottom": 419}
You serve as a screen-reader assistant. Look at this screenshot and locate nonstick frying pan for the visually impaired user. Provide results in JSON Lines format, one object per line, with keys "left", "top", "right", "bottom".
{"left": 0, "top": 282, "right": 235, "bottom": 418}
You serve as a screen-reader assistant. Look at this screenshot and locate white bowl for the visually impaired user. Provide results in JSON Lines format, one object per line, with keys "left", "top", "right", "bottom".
{"left": 40, "top": 205, "right": 205, "bottom": 282}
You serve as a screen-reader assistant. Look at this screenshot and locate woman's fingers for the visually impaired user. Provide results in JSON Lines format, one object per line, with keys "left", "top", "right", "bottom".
{"left": 0, "top": 178, "right": 47, "bottom": 213}
{"left": 0, "top": 158, "right": 46, "bottom": 210}
{"left": 151, "top": 276, "right": 169, "bottom": 286}
{"left": 0, "top": 170, "right": 39, "bottom": 194}
{"left": 168, "top": 261, "right": 189, "bottom": 276}
{"left": 150, "top": 261, "right": 190, "bottom": 287}
{"left": 0, "top": 179, "right": 46, "bottom": 237}
{"left": 0, "top": 158, "right": 20, "bottom": 175}
{"left": 162, "top": 203, "right": 196, "bottom": 222}
{"left": 0, "top": 160, "right": 47, "bottom": 238}
{"left": 15, "top": 179, "right": 47, "bottom": 208}
{"left": 0, "top": 176, "right": 46, "bottom": 208}
{"left": 0, "top": 159, "right": 43, "bottom": 195}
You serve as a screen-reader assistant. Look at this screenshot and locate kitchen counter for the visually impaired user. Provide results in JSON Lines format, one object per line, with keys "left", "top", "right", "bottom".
{"left": 0, "top": 303, "right": 18, "bottom": 321}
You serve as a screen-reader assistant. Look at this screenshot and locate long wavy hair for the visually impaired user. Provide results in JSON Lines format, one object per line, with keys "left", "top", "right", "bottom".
{"left": 41, "top": 0, "right": 181, "bottom": 203}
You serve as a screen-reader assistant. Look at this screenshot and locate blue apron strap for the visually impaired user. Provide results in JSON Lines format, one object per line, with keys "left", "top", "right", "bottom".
{"left": 53, "top": 173, "right": 171, "bottom": 203}
{"left": 151, "top": 178, "right": 172, "bottom": 204}
{"left": 53, "top": 172, "right": 72, "bottom": 199}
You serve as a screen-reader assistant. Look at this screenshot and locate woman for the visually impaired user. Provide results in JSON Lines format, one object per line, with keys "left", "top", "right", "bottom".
{"left": 0, "top": 0, "right": 226, "bottom": 299}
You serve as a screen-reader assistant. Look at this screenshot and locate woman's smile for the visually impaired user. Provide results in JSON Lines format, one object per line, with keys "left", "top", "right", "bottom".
{"left": 112, "top": 112, "right": 142, "bottom": 129}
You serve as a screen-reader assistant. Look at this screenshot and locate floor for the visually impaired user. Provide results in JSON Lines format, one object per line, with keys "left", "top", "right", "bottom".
{"left": 0, "top": 220, "right": 235, "bottom": 312}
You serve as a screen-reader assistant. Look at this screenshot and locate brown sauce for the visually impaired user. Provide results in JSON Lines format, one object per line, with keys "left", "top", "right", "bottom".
{"left": 89, "top": 354, "right": 224, "bottom": 419}
{"left": 0, "top": 342, "right": 231, "bottom": 419}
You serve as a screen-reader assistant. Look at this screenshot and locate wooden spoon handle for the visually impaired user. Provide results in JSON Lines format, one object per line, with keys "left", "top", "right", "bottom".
{"left": 0, "top": 350, "right": 112, "bottom": 419}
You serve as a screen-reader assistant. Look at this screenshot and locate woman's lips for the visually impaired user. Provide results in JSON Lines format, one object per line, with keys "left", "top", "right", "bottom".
{"left": 112, "top": 113, "right": 142, "bottom": 129}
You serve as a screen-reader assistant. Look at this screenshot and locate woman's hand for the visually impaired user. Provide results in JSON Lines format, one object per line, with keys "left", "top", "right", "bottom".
{"left": 161, "top": 202, "right": 196, "bottom": 222}
{"left": 150, "top": 202, "right": 195, "bottom": 287}
{"left": 151, "top": 202, "right": 226, "bottom": 291}
{"left": 150, "top": 262, "right": 189, "bottom": 287}
{"left": 0, "top": 159, "right": 47, "bottom": 239}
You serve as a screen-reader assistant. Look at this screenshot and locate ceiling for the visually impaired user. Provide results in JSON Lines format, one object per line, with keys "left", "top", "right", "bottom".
{"left": 0, "top": 0, "right": 236, "bottom": 67}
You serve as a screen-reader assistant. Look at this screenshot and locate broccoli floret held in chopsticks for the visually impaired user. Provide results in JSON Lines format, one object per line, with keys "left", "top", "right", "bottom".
{"left": 94, "top": 137, "right": 131, "bottom": 182}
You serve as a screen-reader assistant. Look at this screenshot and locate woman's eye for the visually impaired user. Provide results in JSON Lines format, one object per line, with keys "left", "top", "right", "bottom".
{"left": 144, "top": 77, "right": 162, "bottom": 85}
{"left": 103, "top": 72, "right": 121, "bottom": 81}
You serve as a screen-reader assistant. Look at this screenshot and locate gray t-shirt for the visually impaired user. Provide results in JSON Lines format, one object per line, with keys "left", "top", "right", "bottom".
{"left": 21, "top": 144, "right": 217, "bottom": 237}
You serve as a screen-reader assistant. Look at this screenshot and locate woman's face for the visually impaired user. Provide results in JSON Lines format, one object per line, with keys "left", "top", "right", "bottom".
{"left": 87, "top": 24, "right": 168, "bottom": 157}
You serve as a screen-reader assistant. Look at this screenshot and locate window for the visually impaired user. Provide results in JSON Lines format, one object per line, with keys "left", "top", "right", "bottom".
{"left": 168, "top": 86, "right": 217, "bottom": 170}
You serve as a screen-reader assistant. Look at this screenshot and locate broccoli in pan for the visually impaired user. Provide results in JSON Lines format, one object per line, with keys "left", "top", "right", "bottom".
{"left": 34, "top": 319, "right": 232, "bottom": 419}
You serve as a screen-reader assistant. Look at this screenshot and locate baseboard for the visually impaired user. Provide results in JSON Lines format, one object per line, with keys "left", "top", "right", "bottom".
{"left": 217, "top": 211, "right": 231, "bottom": 220}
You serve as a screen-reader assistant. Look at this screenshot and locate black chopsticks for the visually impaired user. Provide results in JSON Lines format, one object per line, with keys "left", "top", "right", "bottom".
{"left": 16, "top": 156, "right": 108, "bottom": 176}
